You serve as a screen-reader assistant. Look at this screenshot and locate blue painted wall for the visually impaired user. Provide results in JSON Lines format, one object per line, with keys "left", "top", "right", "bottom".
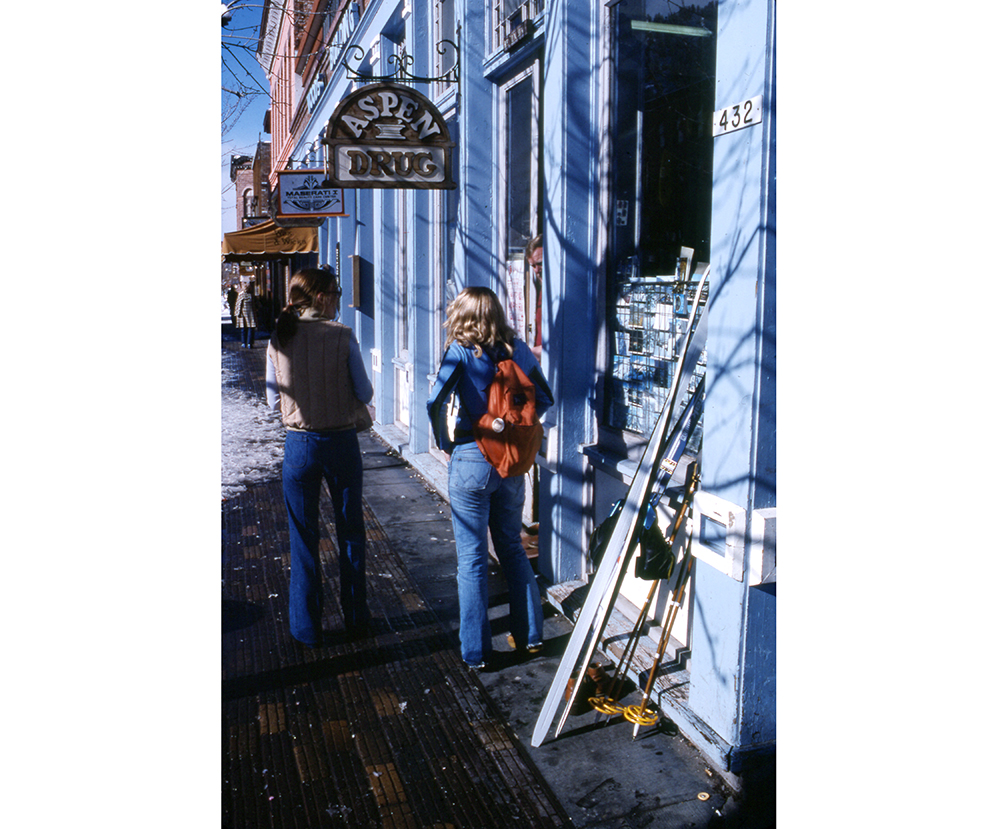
{"left": 453, "top": 0, "right": 496, "bottom": 295}
{"left": 689, "top": 0, "right": 776, "bottom": 758}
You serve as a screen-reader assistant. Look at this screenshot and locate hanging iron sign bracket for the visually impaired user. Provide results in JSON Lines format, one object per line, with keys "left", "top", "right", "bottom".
{"left": 341, "top": 39, "right": 459, "bottom": 87}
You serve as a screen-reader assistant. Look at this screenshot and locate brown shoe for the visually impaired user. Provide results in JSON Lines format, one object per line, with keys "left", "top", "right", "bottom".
{"left": 507, "top": 634, "right": 544, "bottom": 654}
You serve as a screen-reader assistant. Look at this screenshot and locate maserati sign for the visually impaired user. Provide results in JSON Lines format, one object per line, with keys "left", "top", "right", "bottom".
{"left": 275, "top": 171, "right": 347, "bottom": 218}
{"left": 322, "top": 82, "right": 456, "bottom": 190}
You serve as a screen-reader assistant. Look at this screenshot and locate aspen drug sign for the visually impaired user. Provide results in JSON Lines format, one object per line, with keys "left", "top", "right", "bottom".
{"left": 322, "top": 82, "right": 456, "bottom": 190}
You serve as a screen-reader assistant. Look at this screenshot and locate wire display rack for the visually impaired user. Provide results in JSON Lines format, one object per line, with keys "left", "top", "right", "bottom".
{"left": 608, "top": 277, "right": 708, "bottom": 435}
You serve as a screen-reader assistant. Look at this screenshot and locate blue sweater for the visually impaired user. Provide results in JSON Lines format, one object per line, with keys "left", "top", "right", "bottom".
{"left": 427, "top": 339, "right": 554, "bottom": 453}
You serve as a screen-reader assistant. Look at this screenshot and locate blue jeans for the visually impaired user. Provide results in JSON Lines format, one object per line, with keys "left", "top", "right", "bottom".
{"left": 448, "top": 442, "right": 543, "bottom": 665}
{"left": 282, "top": 429, "right": 368, "bottom": 644}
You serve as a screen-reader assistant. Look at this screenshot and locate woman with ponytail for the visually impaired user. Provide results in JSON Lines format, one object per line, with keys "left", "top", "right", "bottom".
{"left": 266, "top": 267, "right": 374, "bottom": 646}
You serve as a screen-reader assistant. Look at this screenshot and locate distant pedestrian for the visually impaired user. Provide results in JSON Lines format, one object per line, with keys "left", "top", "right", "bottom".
{"left": 266, "top": 268, "right": 374, "bottom": 646}
{"left": 426, "top": 286, "right": 554, "bottom": 669}
{"left": 234, "top": 282, "right": 257, "bottom": 348}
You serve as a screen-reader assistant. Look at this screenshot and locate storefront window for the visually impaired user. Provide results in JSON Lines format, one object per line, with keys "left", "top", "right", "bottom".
{"left": 499, "top": 66, "right": 539, "bottom": 341}
{"left": 506, "top": 76, "right": 533, "bottom": 254}
{"left": 605, "top": 0, "right": 717, "bottom": 435}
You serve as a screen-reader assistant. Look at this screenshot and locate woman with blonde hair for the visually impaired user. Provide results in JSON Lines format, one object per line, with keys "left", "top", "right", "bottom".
{"left": 427, "top": 286, "right": 554, "bottom": 669}
{"left": 266, "top": 267, "right": 374, "bottom": 646}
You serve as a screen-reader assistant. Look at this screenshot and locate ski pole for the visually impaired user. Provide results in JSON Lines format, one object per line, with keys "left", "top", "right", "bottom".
{"left": 627, "top": 561, "right": 689, "bottom": 737}
{"left": 628, "top": 462, "right": 699, "bottom": 737}
{"left": 628, "top": 553, "right": 695, "bottom": 737}
{"left": 591, "top": 578, "right": 658, "bottom": 718}
{"left": 598, "top": 504, "right": 674, "bottom": 711}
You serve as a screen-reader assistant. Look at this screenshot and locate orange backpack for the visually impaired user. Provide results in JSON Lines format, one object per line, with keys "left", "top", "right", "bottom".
{"left": 473, "top": 357, "right": 543, "bottom": 477}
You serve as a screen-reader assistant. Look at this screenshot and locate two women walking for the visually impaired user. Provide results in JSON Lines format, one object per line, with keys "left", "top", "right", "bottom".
{"left": 264, "top": 273, "right": 551, "bottom": 666}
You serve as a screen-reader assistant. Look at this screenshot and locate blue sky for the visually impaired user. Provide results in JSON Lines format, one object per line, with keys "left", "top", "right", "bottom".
{"left": 221, "top": 2, "right": 272, "bottom": 238}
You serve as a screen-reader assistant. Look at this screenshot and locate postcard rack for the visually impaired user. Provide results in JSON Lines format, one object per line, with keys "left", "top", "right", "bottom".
{"left": 608, "top": 272, "right": 708, "bottom": 435}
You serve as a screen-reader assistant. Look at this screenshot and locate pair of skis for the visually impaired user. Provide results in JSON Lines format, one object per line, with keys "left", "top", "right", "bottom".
{"left": 531, "top": 266, "right": 709, "bottom": 748}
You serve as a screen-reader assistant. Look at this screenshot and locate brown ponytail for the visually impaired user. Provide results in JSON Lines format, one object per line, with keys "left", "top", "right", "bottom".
{"left": 275, "top": 267, "right": 340, "bottom": 346}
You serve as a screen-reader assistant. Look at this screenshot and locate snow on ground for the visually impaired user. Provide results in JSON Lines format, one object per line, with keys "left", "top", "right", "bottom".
{"left": 221, "top": 349, "right": 286, "bottom": 501}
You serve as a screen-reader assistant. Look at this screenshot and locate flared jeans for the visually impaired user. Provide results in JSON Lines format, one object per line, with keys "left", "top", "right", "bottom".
{"left": 282, "top": 428, "right": 368, "bottom": 645}
{"left": 447, "top": 442, "right": 543, "bottom": 666}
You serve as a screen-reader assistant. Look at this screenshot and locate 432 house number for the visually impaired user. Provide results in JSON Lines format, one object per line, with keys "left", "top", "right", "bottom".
{"left": 712, "top": 95, "right": 763, "bottom": 137}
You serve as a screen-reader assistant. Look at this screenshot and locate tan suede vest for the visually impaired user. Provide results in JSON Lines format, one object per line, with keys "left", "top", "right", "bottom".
{"left": 268, "top": 318, "right": 365, "bottom": 432}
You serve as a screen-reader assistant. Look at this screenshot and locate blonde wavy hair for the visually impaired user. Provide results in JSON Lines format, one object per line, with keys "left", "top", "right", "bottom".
{"left": 444, "top": 286, "right": 516, "bottom": 358}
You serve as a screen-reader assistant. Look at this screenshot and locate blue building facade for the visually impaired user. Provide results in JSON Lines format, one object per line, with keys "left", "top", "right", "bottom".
{"left": 268, "top": 0, "right": 775, "bottom": 775}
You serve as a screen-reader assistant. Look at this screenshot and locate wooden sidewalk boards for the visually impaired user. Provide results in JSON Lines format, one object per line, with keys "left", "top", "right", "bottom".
{"left": 222, "top": 474, "right": 573, "bottom": 828}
